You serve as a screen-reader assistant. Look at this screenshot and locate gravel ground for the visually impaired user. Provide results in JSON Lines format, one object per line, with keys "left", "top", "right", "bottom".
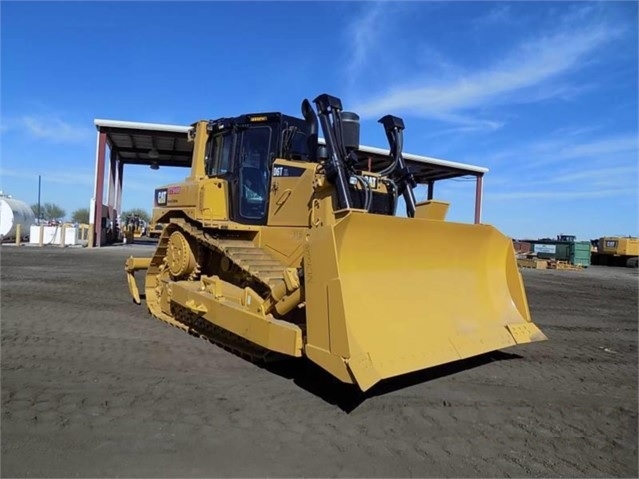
{"left": 1, "top": 244, "right": 637, "bottom": 478}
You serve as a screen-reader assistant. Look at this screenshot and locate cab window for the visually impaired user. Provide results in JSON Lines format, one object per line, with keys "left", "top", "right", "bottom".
{"left": 206, "top": 133, "right": 233, "bottom": 177}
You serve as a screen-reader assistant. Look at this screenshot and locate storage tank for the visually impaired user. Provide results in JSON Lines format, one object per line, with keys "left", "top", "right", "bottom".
{"left": 0, "top": 193, "right": 36, "bottom": 241}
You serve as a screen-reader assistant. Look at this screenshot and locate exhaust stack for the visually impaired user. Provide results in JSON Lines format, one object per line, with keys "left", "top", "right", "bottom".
{"left": 301, "top": 99, "right": 319, "bottom": 162}
{"left": 379, "top": 115, "right": 417, "bottom": 218}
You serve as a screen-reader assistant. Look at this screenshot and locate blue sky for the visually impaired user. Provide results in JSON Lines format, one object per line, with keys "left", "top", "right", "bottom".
{"left": 1, "top": 1, "right": 637, "bottom": 240}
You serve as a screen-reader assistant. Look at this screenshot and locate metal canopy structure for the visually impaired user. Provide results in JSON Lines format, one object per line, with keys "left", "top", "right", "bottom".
{"left": 94, "top": 119, "right": 192, "bottom": 168}
{"left": 89, "top": 119, "right": 487, "bottom": 247}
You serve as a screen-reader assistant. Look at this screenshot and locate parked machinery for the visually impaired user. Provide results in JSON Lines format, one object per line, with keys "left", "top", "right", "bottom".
{"left": 591, "top": 236, "right": 639, "bottom": 268}
{"left": 124, "top": 215, "right": 147, "bottom": 238}
{"left": 124, "top": 93, "right": 547, "bottom": 392}
{"left": 147, "top": 222, "right": 165, "bottom": 239}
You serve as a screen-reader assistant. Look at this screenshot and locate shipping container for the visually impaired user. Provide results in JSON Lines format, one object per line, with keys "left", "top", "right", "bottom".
{"left": 523, "top": 237, "right": 590, "bottom": 267}
{"left": 571, "top": 241, "right": 591, "bottom": 267}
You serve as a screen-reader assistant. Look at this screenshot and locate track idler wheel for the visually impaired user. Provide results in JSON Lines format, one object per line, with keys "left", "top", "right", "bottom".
{"left": 166, "top": 230, "right": 197, "bottom": 279}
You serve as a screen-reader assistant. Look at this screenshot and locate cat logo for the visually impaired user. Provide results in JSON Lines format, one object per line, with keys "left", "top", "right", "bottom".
{"left": 156, "top": 189, "right": 168, "bottom": 206}
{"left": 363, "top": 175, "right": 378, "bottom": 188}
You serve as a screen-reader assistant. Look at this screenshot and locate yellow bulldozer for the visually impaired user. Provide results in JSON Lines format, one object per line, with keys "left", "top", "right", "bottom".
{"left": 125, "top": 94, "right": 547, "bottom": 392}
{"left": 124, "top": 215, "right": 147, "bottom": 239}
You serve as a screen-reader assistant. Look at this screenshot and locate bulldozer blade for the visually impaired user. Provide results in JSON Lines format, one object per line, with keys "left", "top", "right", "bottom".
{"left": 303, "top": 211, "right": 547, "bottom": 392}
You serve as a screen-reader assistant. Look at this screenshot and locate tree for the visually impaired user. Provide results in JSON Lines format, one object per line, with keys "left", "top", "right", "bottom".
{"left": 31, "top": 202, "right": 66, "bottom": 221}
{"left": 121, "top": 208, "right": 150, "bottom": 223}
{"left": 71, "top": 207, "right": 90, "bottom": 224}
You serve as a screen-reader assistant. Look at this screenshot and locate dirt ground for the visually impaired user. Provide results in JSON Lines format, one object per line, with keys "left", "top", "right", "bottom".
{"left": 1, "top": 244, "right": 637, "bottom": 478}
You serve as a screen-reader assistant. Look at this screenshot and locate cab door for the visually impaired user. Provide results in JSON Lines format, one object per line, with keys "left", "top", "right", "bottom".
{"left": 230, "top": 124, "right": 274, "bottom": 225}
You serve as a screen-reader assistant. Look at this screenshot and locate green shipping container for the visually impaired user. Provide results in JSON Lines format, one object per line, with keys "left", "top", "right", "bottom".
{"left": 570, "top": 241, "right": 591, "bottom": 267}
{"left": 528, "top": 239, "right": 591, "bottom": 266}
{"left": 554, "top": 243, "right": 570, "bottom": 262}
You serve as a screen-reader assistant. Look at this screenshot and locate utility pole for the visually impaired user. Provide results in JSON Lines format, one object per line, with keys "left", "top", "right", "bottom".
{"left": 37, "top": 175, "right": 41, "bottom": 224}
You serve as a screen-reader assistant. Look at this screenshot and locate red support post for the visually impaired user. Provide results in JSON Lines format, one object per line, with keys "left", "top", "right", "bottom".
{"left": 474, "top": 174, "right": 483, "bottom": 224}
{"left": 93, "top": 132, "right": 107, "bottom": 247}
{"left": 107, "top": 148, "right": 117, "bottom": 232}
{"left": 115, "top": 160, "right": 123, "bottom": 217}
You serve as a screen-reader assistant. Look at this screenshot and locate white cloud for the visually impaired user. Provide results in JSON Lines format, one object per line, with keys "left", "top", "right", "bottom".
{"left": 422, "top": 123, "right": 503, "bottom": 141}
{"left": 0, "top": 167, "right": 94, "bottom": 186}
{"left": 349, "top": 13, "right": 622, "bottom": 128}
{"left": 342, "top": 1, "right": 424, "bottom": 93}
{"left": 543, "top": 165, "right": 637, "bottom": 186}
{"left": 473, "top": 132, "right": 638, "bottom": 204}
{"left": 551, "top": 125, "right": 605, "bottom": 137}
{"left": 479, "top": 133, "right": 638, "bottom": 170}
{"left": 533, "top": 136, "right": 635, "bottom": 172}
{"left": 544, "top": 136, "right": 638, "bottom": 164}
{"left": 0, "top": 163, "right": 189, "bottom": 196}
{"left": 1, "top": 116, "right": 93, "bottom": 143}
{"left": 21, "top": 116, "right": 93, "bottom": 143}
{"left": 346, "top": 2, "right": 386, "bottom": 81}
{"left": 485, "top": 187, "right": 636, "bottom": 201}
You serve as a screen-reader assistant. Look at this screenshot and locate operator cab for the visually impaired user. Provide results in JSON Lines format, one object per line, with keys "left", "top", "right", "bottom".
{"left": 204, "top": 113, "right": 310, "bottom": 225}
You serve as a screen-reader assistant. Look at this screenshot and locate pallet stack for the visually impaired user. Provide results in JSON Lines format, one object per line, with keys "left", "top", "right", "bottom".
{"left": 516, "top": 255, "right": 583, "bottom": 271}
{"left": 517, "top": 257, "right": 548, "bottom": 269}
{"left": 547, "top": 259, "right": 583, "bottom": 271}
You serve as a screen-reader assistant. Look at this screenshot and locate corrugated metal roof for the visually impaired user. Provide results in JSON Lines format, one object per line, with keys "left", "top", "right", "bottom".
{"left": 94, "top": 119, "right": 487, "bottom": 180}
{"left": 94, "top": 119, "right": 193, "bottom": 168}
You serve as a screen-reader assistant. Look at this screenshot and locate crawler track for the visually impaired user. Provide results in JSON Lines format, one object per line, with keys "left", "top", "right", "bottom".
{"left": 143, "top": 217, "right": 291, "bottom": 363}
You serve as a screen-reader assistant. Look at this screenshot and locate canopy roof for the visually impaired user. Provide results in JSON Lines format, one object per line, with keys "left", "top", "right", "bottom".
{"left": 94, "top": 119, "right": 487, "bottom": 182}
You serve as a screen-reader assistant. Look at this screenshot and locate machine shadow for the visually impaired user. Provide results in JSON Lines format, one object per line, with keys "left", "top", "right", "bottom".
{"left": 261, "top": 350, "right": 523, "bottom": 413}
{"left": 131, "top": 237, "right": 159, "bottom": 246}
